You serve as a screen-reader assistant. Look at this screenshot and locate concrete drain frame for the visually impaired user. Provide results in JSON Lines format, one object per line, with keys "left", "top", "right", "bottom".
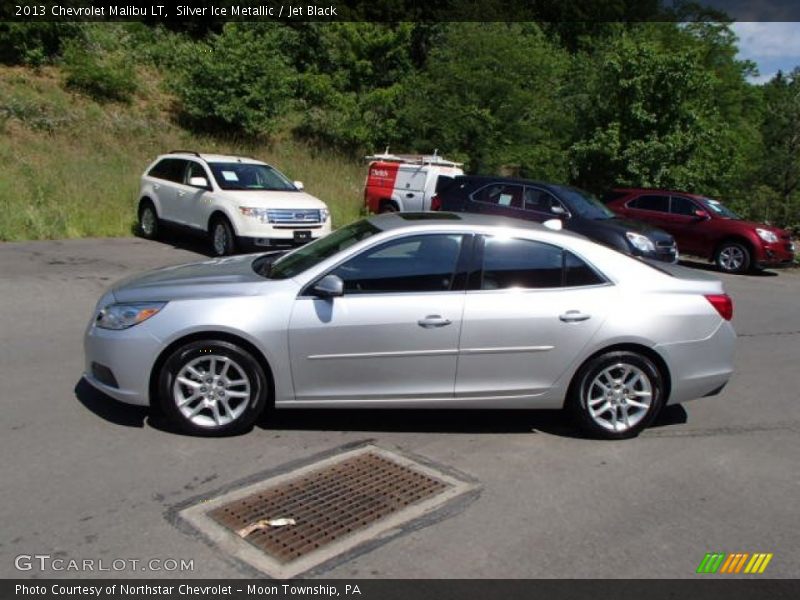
{"left": 177, "top": 444, "right": 479, "bottom": 578}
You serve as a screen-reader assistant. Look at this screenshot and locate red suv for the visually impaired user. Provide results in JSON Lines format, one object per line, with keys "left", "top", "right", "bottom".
{"left": 604, "top": 189, "right": 795, "bottom": 273}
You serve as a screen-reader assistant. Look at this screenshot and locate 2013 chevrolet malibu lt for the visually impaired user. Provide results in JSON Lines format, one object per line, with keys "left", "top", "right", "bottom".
{"left": 83, "top": 213, "right": 735, "bottom": 440}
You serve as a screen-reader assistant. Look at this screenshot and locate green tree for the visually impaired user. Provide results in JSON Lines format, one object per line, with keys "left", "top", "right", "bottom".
{"left": 399, "top": 22, "right": 572, "bottom": 177}
{"left": 291, "top": 23, "right": 416, "bottom": 152}
{"left": 171, "top": 23, "right": 296, "bottom": 136}
{"left": 758, "top": 69, "right": 800, "bottom": 227}
{"left": 569, "top": 25, "right": 751, "bottom": 196}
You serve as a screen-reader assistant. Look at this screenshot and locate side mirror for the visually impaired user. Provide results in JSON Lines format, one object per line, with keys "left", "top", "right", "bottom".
{"left": 294, "top": 180, "right": 304, "bottom": 190}
{"left": 311, "top": 274, "right": 344, "bottom": 298}
{"left": 694, "top": 209, "right": 710, "bottom": 220}
{"left": 188, "top": 176, "right": 209, "bottom": 189}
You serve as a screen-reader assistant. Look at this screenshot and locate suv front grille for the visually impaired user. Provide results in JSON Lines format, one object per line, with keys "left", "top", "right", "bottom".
{"left": 267, "top": 209, "right": 321, "bottom": 225}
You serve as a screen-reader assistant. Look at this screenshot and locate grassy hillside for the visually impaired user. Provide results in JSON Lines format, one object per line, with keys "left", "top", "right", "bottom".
{"left": 0, "top": 65, "right": 365, "bottom": 241}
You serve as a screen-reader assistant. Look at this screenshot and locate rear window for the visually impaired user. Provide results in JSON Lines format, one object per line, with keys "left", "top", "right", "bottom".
{"left": 148, "top": 158, "right": 187, "bottom": 183}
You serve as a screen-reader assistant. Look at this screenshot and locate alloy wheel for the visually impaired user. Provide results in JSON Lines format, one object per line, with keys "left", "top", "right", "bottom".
{"left": 585, "top": 362, "right": 653, "bottom": 433}
{"left": 172, "top": 355, "right": 252, "bottom": 428}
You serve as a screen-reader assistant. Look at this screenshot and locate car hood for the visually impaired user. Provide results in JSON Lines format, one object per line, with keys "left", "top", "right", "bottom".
{"left": 582, "top": 217, "right": 675, "bottom": 243}
{"left": 723, "top": 218, "right": 789, "bottom": 236}
{"left": 219, "top": 190, "right": 327, "bottom": 209}
{"left": 111, "top": 254, "right": 275, "bottom": 303}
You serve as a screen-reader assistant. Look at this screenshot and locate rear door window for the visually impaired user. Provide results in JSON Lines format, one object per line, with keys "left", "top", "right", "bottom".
{"left": 478, "top": 237, "right": 606, "bottom": 290}
{"left": 627, "top": 194, "right": 670, "bottom": 213}
{"left": 472, "top": 184, "right": 524, "bottom": 209}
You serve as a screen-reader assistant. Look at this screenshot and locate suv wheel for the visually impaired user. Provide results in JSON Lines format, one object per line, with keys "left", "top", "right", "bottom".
{"left": 138, "top": 201, "right": 159, "bottom": 240}
{"left": 210, "top": 216, "right": 237, "bottom": 256}
{"left": 715, "top": 241, "right": 751, "bottom": 274}
{"left": 158, "top": 340, "right": 268, "bottom": 436}
{"left": 568, "top": 351, "right": 664, "bottom": 440}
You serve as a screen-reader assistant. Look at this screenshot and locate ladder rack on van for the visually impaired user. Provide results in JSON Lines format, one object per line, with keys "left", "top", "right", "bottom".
{"left": 364, "top": 151, "right": 463, "bottom": 168}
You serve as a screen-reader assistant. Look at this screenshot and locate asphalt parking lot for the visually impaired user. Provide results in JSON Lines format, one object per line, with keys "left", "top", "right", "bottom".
{"left": 1, "top": 236, "right": 798, "bottom": 579}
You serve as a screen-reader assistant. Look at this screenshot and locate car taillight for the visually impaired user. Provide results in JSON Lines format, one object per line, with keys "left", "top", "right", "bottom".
{"left": 705, "top": 294, "right": 733, "bottom": 321}
{"left": 430, "top": 194, "right": 441, "bottom": 211}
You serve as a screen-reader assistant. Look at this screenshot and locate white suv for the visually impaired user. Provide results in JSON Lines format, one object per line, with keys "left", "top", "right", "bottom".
{"left": 138, "top": 152, "right": 332, "bottom": 256}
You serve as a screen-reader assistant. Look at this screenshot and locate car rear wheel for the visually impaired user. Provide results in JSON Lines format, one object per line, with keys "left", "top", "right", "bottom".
{"left": 568, "top": 351, "right": 664, "bottom": 440}
{"left": 715, "top": 241, "right": 751, "bottom": 274}
{"left": 138, "top": 201, "right": 159, "bottom": 240}
{"left": 210, "top": 216, "right": 237, "bottom": 256}
{"left": 158, "top": 340, "right": 268, "bottom": 436}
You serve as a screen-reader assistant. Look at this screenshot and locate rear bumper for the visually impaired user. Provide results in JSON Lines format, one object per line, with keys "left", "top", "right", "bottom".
{"left": 655, "top": 321, "right": 736, "bottom": 405}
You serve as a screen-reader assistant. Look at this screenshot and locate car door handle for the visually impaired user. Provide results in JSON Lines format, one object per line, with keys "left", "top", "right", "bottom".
{"left": 418, "top": 315, "right": 452, "bottom": 328}
{"left": 177, "top": 190, "right": 187, "bottom": 197}
{"left": 559, "top": 310, "right": 591, "bottom": 323}
{"left": 153, "top": 184, "right": 160, "bottom": 190}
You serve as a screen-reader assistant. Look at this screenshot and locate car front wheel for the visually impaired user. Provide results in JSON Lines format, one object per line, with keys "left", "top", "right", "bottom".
{"left": 715, "top": 242, "right": 751, "bottom": 274}
{"left": 210, "top": 216, "right": 237, "bottom": 256}
{"left": 158, "top": 340, "right": 268, "bottom": 436}
{"left": 138, "top": 201, "right": 159, "bottom": 240}
{"left": 568, "top": 351, "right": 664, "bottom": 440}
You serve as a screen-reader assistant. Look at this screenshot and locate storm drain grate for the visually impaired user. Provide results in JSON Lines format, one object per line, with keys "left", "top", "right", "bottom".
{"left": 178, "top": 445, "right": 478, "bottom": 578}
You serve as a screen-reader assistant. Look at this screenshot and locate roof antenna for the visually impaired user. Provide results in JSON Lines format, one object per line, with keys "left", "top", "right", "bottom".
{"left": 384, "top": 145, "right": 390, "bottom": 155}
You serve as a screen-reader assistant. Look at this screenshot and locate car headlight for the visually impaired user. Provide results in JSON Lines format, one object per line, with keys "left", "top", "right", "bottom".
{"left": 756, "top": 228, "right": 778, "bottom": 243}
{"left": 625, "top": 231, "right": 655, "bottom": 253}
{"left": 239, "top": 207, "right": 270, "bottom": 221}
{"left": 96, "top": 302, "right": 166, "bottom": 330}
{"left": 320, "top": 208, "right": 330, "bottom": 222}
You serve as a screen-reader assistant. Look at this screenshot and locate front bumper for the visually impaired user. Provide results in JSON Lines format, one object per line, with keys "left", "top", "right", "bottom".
{"left": 754, "top": 239, "right": 795, "bottom": 268}
{"left": 83, "top": 320, "right": 162, "bottom": 406}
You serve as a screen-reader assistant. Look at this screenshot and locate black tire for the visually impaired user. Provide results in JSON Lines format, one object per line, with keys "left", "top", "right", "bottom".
{"left": 158, "top": 340, "right": 268, "bottom": 436}
{"left": 379, "top": 201, "right": 399, "bottom": 214}
{"left": 210, "top": 215, "right": 237, "bottom": 256}
{"left": 568, "top": 351, "right": 665, "bottom": 440}
{"left": 138, "top": 200, "right": 160, "bottom": 240}
{"left": 714, "top": 241, "right": 751, "bottom": 274}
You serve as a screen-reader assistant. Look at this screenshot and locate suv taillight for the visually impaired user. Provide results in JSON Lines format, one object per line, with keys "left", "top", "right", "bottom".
{"left": 705, "top": 294, "right": 733, "bottom": 321}
{"left": 430, "top": 194, "right": 441, "bottom": 211}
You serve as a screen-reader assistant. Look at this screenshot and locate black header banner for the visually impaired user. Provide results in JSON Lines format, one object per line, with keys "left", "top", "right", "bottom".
{"left": 2, "top": 0, "right": 800, "bottom": 22}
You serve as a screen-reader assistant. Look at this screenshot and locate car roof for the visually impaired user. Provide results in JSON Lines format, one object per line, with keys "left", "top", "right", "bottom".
{"left": 162, "top": 152, "right": 267, "bottom": 165}
{"left": 365, "top": 211, "right": 586, "bottom": 240}
{"left": 454, "top": 174, "right": 559, "bottom": 190}
{"left": 612, "top": 187, "right": 706, "bottom": 199}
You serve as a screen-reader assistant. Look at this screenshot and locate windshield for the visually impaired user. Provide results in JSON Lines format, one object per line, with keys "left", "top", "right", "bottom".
{"left": 556, "top": 186, "right": 615, "bottom": 220}
{"left": 702, "top": 198, "right": 740, "bottom": 219}
{"left": 255, "top": 220, "right": 381, "bottom": 279}
{"left": 208, "top": 162, "right": 297, "bottom": 191}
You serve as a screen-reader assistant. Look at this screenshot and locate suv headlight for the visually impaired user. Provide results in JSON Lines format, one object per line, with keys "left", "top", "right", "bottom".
{"left": 756, "top": 228, "right": 778, "bottom": 243}
{"left": 625, "top": 231, "right": 655, "bottom": 253}
{"left": 96, "top": 302, "right": 166, "bottom": 330}
{"left": 320, "top": 208, "right": 330, "bottom": 222}
{"left": 239, "top": 207, "right": 270, "bottom": 221}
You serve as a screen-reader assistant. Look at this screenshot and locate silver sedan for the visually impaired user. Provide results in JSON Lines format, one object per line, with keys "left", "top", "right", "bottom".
{"left": 83, "top": 213, "right": 735, "bottom": 439}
